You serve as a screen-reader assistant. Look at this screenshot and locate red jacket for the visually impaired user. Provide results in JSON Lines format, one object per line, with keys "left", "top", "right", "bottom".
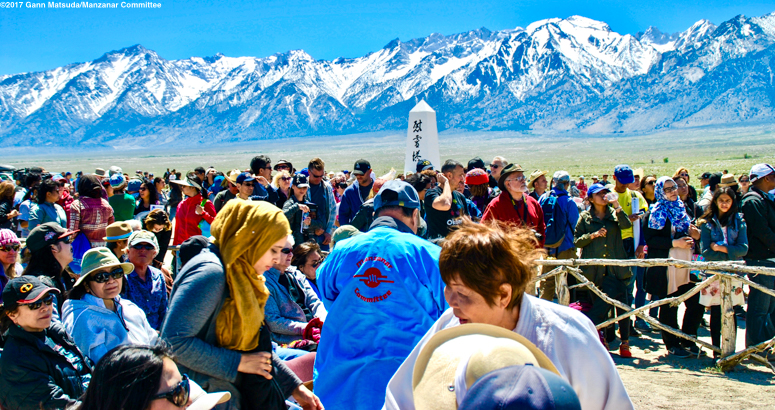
{"left": 173, "top": 194, "right": 216, "bottom": 245}
{"left": 482, "top": 192, "right": 546, "bottom": 247}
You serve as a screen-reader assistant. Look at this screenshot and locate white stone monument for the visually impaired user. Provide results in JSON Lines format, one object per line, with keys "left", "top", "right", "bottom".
{"left": 404, "top": 100, "right": 441, "bottom": 175}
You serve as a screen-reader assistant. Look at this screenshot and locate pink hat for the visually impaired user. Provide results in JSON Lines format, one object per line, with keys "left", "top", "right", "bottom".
{"left": 466, "top": 168, "right": 489, "bottom": 186}
{"left": 0, "top": 229, "right": 20, "bottom": 247}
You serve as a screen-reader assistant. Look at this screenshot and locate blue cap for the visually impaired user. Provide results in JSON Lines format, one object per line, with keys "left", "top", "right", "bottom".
{"left": 586, "top": 183, "right": 610, "bottom": 196}
{"left": 374, "top": 180, "right": 420, "bottom": 211}
{"left": 459, "top": 365, "right": 581, "bottom": 410}
{"left": 613, "top": 164, "right": 634, "bottom": 185}
{"left": 127, "top": 178, "right": 143, "bottom": 193}
{"left": 109, "top": 173, "right": 126, "bottom": 188}
{"left": 299, "top": 168, "right": 310, "bottom": 176}
{"left": 416, "top": 159, "right": 434, "bottom": 173}
{"left": 236, "top": 172, "right": 255, "bottom": 184}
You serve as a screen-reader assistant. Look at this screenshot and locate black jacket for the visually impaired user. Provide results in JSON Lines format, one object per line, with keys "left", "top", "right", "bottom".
{"left": 0, "top": 199, "right": 14, "bottom": 229}
{"left": 0, "top": 321, "right": 92, "bottom": 410}
{"left": 741, "top": 187, "right": 775, "bottom": 261}
{"left": 642, "top": 212, "right": 691, "bottom": 297}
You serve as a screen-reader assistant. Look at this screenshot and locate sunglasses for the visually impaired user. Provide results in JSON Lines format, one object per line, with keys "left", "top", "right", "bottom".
{"left": 59, "top": 236, "right": 73, "bottom": 245}
{"left": 91, "top": 267, "right": 125, "bottom": 283}
{"left": 646, "top": 181, "right": 656, "bottom": 185}
{"left": 309, "top": 259, "right": 323, "bottom": 268}
{"left": 138, "top": 187, "right": 147, "bottom": 191}
{"left": 663, "top": 186, "right": 678, "bottom": 193}
{"left": 276, "top": 165, "right": 290, "bottom": 170}
{"left": 310, "top": 172, "right": 324, "bottom": 179}
{"left": 132, "top": 243, "right": 156, "bottom": 251}
{"left": 0, "top": 244, "right": 20, "bottom": 252}
{"left": 281, "top": 176, "right": 292, "bottom": 181}
{"left": 490, "top": 164, "right": 500, "bottom": 169}
{"left": 281, "top": 247, "right": 293, "bottom": 254}
{"left": 153, "top": 374, "right": 190, "bottom": 407}
{"left": 243, "top": 182, "right": 255, "bottom": 187}
{"left": 739, "top": 178, "right": 750, "bottom": 183}
{"left": 24, "top": 294, "right": 55, "bottom": 311}
{"left": 679, "top": 173, "right": 689, "bottom": 177}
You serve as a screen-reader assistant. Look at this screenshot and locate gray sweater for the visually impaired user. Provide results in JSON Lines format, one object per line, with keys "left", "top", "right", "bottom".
{"left": 160, "top": 246, "right": 302, "bottom": 407}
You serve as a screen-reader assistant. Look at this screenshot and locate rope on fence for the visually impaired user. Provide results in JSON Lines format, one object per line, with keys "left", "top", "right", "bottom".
{"left": 532, "top": 258, "right": 775, "bottom": 372}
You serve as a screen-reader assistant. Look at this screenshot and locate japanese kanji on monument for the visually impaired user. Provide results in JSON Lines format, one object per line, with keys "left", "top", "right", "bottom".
{"left": 404, "top": 100, "right": 441, "bottom": 175}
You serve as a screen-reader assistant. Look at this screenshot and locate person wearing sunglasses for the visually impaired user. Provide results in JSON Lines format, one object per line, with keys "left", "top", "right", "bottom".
{"left": 488, "top": 156, "right": 507, "bottom": 189}
{"left": 291, "top": 241, "right": 324, "bottom": 299}
{"left": 250, "top": 155, "right": 280, "bottom": 205}
{"left": 123, "top": 231, "right": 170, "bottom": 330}
{"left": 135, "top": 181, "right": 160, "bottom": 219}
{"left": 304, "top": 158, "right": 337, "bottom": 251}
{"left": 264, "top": 235, "right": 327, "bottom": 345}
{"left": 482, "top": 164, "right": 546, "bottom": 248}
{"left": 161, "top": 200, "right": 322, "bottom": 410}
{"left": 338, "top": 159, "right": 373, "bottom": 226}
{"left": 23, "top": 222, "right": 79, "bottom": 310}
{"left": 643, "top": 177, "right": 704, "bottom": 358}
{"left": 0, "top": 229, "right": 22, "bottom": 294}
{"left": 738, "top": 174, "right": 751, "bottom": 195}
{"left": 235, "top": 172, "right": 256, "bottom": 201}
{"left": 62, "top": 247, "right": 158, "bottom": 364}
{"left": 271, "top": 170, "right": 293, "bottom": 209}
{"left": 214, "top": 170, "right": 241, "bottom": 213}
{"left": 0, "top": 276, "right": 93, "bottom": 410}
{"left": 75, "top": 344, "right": 232, "bottom": 410}
{"left": 282, "top": 174, "right": 313, "bottom": 247}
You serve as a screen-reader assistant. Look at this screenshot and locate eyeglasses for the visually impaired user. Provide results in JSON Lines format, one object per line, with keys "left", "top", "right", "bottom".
{"left": 281, "top": 247, "right": 293, "bottom": 254}
{"left": 24, "top": 294, "right": 55, "bottom": 310}
{"left": 131, "top": 243, "right": 156, "bottom": 251}
{"left": 663, "top": 186, "right": 678, "bottom": 193}
{"left": 646, "top": 181, "right": 656, "bottom": 185}
{"left": 0, "top": 244, "right": 20, "bottom": 252}
{"left": 243, "top": 183, "right": 255, "bottom": 187}
{"left": 505, "top": 176, "right": 526, "bottom": 183}
{"left": 276, "top": 165, "right": 290, "bottom": 170}
{"left": 153, "top": 374, "right": 190, "bottom": 407}
{"left": 90, "top": 267, "right": 125, "bottom": 283}
{"left": 309, "top": 259, "right": 323, "bottom": 268}
{"left": 490, "top": 164, "right": 501, "bottom": 169}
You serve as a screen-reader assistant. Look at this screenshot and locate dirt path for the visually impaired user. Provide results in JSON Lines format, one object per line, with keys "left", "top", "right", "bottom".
{"left": 611, "top": 318, "right": 774, "bottom": 409}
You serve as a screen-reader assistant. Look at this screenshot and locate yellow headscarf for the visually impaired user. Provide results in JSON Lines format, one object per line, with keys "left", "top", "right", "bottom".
{"left": 211, "top": 200, "right": 291, "bottom": 351}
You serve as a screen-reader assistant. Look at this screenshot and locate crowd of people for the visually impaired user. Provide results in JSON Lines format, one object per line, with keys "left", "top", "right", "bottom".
{"left": 0, "top": 156, "right": 773, "bottom": 410}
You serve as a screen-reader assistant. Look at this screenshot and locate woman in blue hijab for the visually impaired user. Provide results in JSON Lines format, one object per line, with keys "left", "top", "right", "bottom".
{"left": 643, "top": 176, "right": 704, "bottom": 358}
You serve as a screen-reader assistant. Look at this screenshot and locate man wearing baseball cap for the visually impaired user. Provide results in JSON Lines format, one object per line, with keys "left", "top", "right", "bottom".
{"left": 338, "top": 159, "right": 373, "bottom": 225}
{"left": 741, "top": 163, "right": 775, "bottom": 348}
{"left": 235, "top": 172, "right": 256, "bottom": 201}
{"left": 123, "top": 230, "right": 169, "bottom": 330}
{"left": 314, "top": 180, "right": 447, "bottom": 410}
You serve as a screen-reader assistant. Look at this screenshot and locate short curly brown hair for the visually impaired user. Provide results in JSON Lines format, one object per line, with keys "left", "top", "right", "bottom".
{"left": 439, "top": 220, "right": 542, "bottom": 310}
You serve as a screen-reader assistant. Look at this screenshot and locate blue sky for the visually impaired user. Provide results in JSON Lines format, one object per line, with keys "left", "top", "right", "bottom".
{"left": 1, "top": 0, "right": 773, "bottom": 75}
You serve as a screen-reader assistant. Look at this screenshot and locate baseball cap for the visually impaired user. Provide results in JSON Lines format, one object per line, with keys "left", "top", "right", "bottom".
{"left": 188, "top": 378, "right": 231, "bottom": 410}
{"left": 553, "top": 170, "right": 570, "bottom": 183}
{"left": 293, "top": 174, "right": 310, "bottom": 188}
{"left": 128, "top": 230, "right": 159, "bottom": 252}
{"left": 1, "top": 276, "right": 60, "bottom": 310}
{"left": 459, "top": 365, "right": 581, "bottom": 410}
{"left": 51, "top": 173, "right": 66, "bottom": 183}
{"left": 416, "top": 159, "right": 434, "bottom": 173}
{"left": 586, "top": 183, "right": 610, "bottom": 196}
{"left": 236, "top": 172, "right": 255, "bottom": 185}
{"left": 700, "top": 172, "right": 712, "bottom": 179}
{"left": 412, "top": 323, "right": 560, "bottom": 410}
{"left": 374, "top": 180, "right": 420, "bottom": 211}
{"left": 26, "top": 222, "right": 79, "bottom": 252}
{"left": 467, "top": 157, "right": 485, "bottom": 172}
{"left": 127, "top": 178, "right": 143, "bottom": 192}
{"left": 353, "top": 159, "right": 371, "bottom": 176}
{"left": 613, "top": 165, "right": 634, "bottom": 185}
{"left": 109, "top": 173, "right": 126, "bottom": 188}
{"left": 750, "top": 164, "right": 775, "bottom": 183}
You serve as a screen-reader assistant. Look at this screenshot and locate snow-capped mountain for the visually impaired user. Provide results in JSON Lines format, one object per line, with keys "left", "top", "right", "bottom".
{"left": 1, "top": 11, "right": 774, "bottom": 147}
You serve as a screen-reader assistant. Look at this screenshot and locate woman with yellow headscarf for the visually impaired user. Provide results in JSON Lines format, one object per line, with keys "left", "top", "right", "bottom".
{"left": 161, "top": 200, "right": 324, "bottom": 410}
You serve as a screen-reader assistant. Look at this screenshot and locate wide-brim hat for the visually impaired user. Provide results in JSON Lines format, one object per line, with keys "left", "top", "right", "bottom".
{"left": 104, "top": 221, "right": 133, "bottom": 242}
{"left": 498, "top": 164, "right": 525, "bottom": 192}
{"left": 225, "top": 169, "right": 241, "bottom": 185}
{"left": 170, "top": 176, "right": 202, "bottom": 190}
{"left": 412, "top": 323, "right": 559, "bottom": 410}
{"left": 74, "top": 247, "right": 134, "bottom": 289}
{"left": 527, "top": 169, "right": 548, "bottom": 189}
{"left": 274, "top": 160, "right": 293, "bottom": 172}
{"left": 717, "top": 174, "right": 738, "bottom": 188}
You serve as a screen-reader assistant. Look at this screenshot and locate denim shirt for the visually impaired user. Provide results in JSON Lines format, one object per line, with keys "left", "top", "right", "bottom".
{"left": 700, "top": 213, "right": 748, "bottom": 262}
{"left": 123, "top": 266, "right": 169, "bottom": 330}
{"left": 264, "top": 266, "right": 327, "bottom": 344}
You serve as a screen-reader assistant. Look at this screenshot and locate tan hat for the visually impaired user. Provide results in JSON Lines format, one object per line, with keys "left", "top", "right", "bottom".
{"left": 717, "top": 174, "right": 737, "bottom": 188}
{"left": 412, "top": 324, "right": 559, "bottom": 410}
{"left": 527, "top": 169, "right": 548, "bottom": 189}
{"left": 104, "top": 221, "right": 133, "bottom": 242}
{"left": 633, "top": 168, "right": 644, "bottom": 180}
{"left": 225, "top": 169, "right": 241, "bottom": 185}
{"left": 75, "top": 247, "right": 134, "bottom": 289}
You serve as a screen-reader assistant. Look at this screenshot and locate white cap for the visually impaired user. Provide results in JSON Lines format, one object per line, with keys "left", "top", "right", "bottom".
{"left": 749, "top": 164, "right": 775, "bottom": 183}
{"left": 553, "top": 170, "right": 570, "bottom": 182}
{"left": 188, "top": 379, "right": 231, "bottom": 410}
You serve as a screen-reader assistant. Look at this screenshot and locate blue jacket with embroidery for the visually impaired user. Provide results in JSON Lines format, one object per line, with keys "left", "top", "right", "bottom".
{"left": 313, "top": 216, "right": 447, "bottom": 410}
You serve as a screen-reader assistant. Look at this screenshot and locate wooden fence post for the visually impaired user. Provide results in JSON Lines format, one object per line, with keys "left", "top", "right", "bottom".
{"left": 719, "top": 277, "right": 736, "bottom": 359}
{"left": 557, "top": 267, "right": 570, "bottom": 306}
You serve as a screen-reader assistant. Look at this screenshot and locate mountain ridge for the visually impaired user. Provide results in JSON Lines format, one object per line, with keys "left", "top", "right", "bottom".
{"left": 1, "top": 11, "right": 774, "bottom": 147}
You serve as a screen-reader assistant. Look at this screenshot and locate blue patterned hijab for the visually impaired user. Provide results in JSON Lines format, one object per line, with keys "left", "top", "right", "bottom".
{"left": 648, "top": 176, "right": 691, "bottom": 233}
